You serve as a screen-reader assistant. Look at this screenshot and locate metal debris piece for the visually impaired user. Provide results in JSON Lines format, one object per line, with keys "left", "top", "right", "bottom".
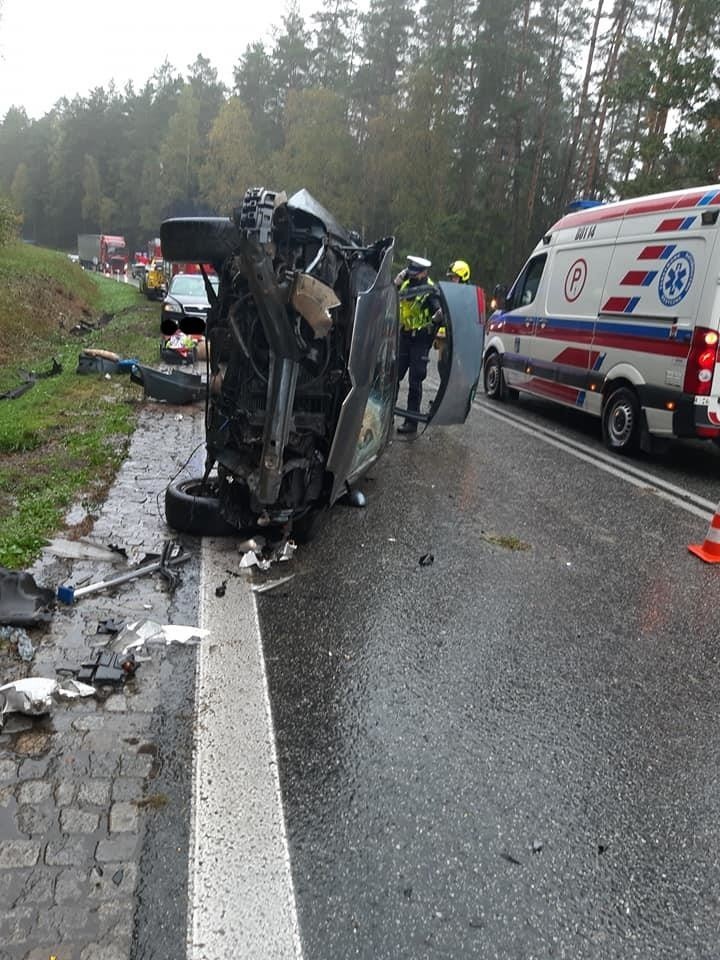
{"left": 46, "top": 538, "right": 126, "bottom": 563}
{"left": 0, "top": 676, "right": 95, "bottom": 728}
{"left": 239, "top": 537, "right": 296, "bottom": 571}
{"left": 0, "top": 678, "right": 56, "bottom": 720}
{"left": 239, "top": 551, "right": 272, "bottom": 571}
{"left": 57, "top": 678, "right": 97, "bottom": 699}
{"left": 112, "top": 619, "right": 209, "bottom": 656}
{"left": 251, "top": 574, "right": 295, "bottom": 594}
{"left": 0, "top": 567, "right": 55, "bottom": 626}
{"left": 278, "top": 540, "right": 297, "bottom": 562}
{"left": 418, "top": 553, "right": 435, "bottom": 567}
{"left": 57, "top": 541, "right": 191, "bottom": 604}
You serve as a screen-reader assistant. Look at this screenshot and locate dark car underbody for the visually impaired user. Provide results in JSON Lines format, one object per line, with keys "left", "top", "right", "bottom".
{"left": 161, "top": 188, "right": 397, "bottom": 540}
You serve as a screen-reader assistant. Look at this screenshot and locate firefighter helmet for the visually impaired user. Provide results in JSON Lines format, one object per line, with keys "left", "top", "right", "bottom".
{"left": 447, "top": 260, "right": 470, "bottom": 283}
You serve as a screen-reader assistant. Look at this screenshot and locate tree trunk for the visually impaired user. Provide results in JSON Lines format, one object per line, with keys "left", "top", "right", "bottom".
{"left": 511, "top": 0, "right": 531, "bottom": 267}
{"left": 560, "top": 0, "right": 603, "bottom": 206}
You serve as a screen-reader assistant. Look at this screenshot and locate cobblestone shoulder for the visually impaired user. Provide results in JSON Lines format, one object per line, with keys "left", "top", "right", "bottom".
{"left": 0, "top": 403, "right": 205, "bottom": 960}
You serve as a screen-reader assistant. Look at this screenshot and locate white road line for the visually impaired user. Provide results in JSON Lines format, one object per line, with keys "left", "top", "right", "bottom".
{"left": 188, "top": 538, "right": 303, "bottom": 960}
{"left": 475, "top": 398, "right": 717, "bottom": 521}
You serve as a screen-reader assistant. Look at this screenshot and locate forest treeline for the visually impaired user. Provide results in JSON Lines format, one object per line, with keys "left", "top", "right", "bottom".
{"left": 0, "top": 0, "right": 718, "bottom": 287}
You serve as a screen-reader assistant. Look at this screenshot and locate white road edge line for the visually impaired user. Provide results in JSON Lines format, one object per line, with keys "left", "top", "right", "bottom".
{"left": 473, "top": 399, "right": 716, "bottom": 521}
{"left": 187, "top": 537, "right": 303, "bottom": 960}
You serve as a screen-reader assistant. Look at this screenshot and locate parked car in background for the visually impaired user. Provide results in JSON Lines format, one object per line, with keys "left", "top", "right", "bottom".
{"left": 161, "top": 271, "right": 219, "bottom": 335}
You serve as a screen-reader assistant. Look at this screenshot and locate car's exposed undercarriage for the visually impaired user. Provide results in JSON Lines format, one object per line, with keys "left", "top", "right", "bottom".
{"left": 161, "top": 188, "right": 397, "bottom": 538}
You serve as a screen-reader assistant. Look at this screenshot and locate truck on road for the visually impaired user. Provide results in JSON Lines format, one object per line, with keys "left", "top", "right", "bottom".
{"left": 77, "top": 234, "right": 129, "bottom": 274}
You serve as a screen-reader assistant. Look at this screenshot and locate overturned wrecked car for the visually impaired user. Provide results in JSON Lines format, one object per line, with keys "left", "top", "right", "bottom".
{"left": 161, "top": 187, "right": 483, "bottom": 541}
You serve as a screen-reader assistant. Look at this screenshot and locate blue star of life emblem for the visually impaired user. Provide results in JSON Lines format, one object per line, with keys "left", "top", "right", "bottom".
{"left": 658, "top": 250, "right": 695, "bottom": 307}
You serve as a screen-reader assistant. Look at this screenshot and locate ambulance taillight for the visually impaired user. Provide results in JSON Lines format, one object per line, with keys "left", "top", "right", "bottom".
{"left": 683, "top": 328, "right": 719, "bottom": 396}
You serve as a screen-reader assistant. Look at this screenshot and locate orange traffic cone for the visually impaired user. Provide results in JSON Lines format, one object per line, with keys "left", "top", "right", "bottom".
{"left": 688, "top": 504, "right": 720, "bottom": 563}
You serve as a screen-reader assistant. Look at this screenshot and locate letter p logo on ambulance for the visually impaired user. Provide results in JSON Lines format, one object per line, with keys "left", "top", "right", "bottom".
{"left": 564, "top": 258, "right": 587, "bottom": 302}
{"left": 658, "top": 250, "right": 694, "bottom": 307}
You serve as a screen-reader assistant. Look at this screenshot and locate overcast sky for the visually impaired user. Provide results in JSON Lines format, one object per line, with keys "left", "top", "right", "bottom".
{"left": 0, "top": 0, "right": 321, "bottom": 120}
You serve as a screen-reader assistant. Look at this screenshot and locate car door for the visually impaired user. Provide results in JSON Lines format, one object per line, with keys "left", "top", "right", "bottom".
{"left": 425, "top": 280, "right": 484, "bottom": 425}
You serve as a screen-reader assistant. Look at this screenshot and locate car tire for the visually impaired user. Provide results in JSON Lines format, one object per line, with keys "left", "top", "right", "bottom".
{"left": 483, "top": 352, "right": 506, "bottom": 401}
{"left": 160, "top": 217, "right": 241, "bottom": 266}
{"left": 602, "top": 386, "right": 640, "bottom": 454}
{"left": 164, "top": 476, "right": 237, "bottom": 536}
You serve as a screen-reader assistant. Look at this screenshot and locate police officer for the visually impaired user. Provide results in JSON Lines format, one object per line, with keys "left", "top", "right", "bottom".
{"left": 395, "top": 255, "right": 443, "bottom": 435}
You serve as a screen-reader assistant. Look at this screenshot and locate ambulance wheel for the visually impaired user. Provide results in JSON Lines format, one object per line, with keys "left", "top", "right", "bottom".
{"left": 602, "top": 387, "right": 640, "bottom": 454}
{"left": 483, "top": 353, "right": 506, "bottom": 401}
{"left": 164, "top": 476, "right": 236, "bottom": 536}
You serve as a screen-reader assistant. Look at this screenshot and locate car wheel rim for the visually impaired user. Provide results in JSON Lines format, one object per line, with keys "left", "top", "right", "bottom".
{"left": 486, "top": 362, "right": 498, "bottom": 395}
{"left": 609, "top": 402, "right": 634, "bottom": 446}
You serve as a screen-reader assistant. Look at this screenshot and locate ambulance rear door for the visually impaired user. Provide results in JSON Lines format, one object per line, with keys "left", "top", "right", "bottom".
{"left": 593, "top": 208, "right": 718, "bottom": 434}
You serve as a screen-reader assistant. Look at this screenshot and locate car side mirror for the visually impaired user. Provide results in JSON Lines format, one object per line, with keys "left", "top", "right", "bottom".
{"left": 490, "top": 283, "right": 508, "bottom": 312}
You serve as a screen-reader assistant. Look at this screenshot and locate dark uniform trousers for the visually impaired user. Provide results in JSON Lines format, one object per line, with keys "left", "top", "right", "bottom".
{"left": 398, "top": 327, "right": 434, "bottom": 414}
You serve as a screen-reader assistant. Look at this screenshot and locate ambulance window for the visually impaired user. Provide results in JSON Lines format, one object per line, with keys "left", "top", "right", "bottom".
{"left": 517, "top": 255, "right": 547, "bottom": 307}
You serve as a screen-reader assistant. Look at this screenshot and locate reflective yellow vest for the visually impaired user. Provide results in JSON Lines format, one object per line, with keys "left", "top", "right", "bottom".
{"left": 399, "top": 278, "right": 435, "bottom": 332}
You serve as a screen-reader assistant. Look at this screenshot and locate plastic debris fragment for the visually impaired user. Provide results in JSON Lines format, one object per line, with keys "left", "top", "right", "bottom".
{"left": 0, "top": 568, "right": 55, "bottom": 626}
{"left": 0, "top": 676, "right": 95, "bottom": 727}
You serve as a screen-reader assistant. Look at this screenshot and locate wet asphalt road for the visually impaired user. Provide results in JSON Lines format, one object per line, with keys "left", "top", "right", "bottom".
{"left": 255, "top": 397, "right": 720, "bottom": 960}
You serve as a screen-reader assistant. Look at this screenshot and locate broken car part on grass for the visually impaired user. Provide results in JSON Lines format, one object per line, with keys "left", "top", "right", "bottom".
{"left": 76, "top": 349, "right": 138, "bottom": 376}
{"left": 129, "top": 364, "right": 203, "bottom": 404}
{"left": 0, "top": 358, "right": 62, "bottom": 400}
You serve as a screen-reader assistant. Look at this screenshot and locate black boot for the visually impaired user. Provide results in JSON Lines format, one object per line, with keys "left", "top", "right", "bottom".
{"left": 397, "top": 420, "right": 417, "bottom": 435}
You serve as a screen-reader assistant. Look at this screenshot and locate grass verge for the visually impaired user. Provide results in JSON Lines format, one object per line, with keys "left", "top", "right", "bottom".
{"left": 0, "top": 242, "right": 163, "bottom": 568}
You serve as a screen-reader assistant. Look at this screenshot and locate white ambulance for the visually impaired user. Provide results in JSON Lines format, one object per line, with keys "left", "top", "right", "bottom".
{"left": 483, "top": 183, "right": 720, "bottom": 453}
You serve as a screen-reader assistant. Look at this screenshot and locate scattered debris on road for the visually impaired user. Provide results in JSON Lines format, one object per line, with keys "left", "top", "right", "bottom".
{"left": 56, "top": 540, "right": 191, "bottom": 604}
{"left": 251, "top": 574, "right": 296, "bottom": 594}
{"left": 0, "top": 675, "right": 95, "bottom": 728}
{"left": 239, "top": 538, "right": 297, "bottom": 571}
{"left": 0, "top": 567, "right": 55, "bottom": 626}
{"left": 104, "top": 619, "right": 209, "bottom": 657}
